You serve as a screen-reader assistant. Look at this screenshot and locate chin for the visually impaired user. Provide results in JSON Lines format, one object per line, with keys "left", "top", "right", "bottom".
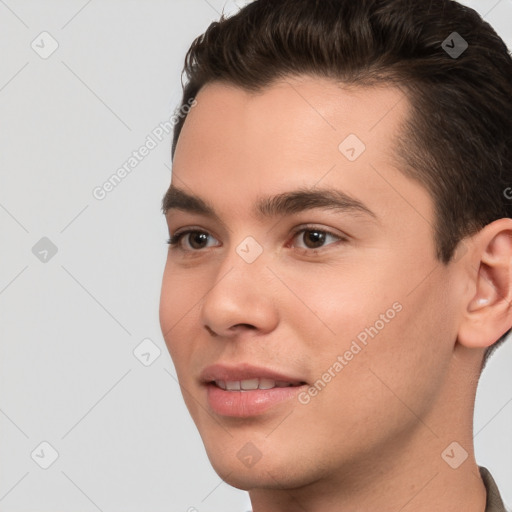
{"left": 203, "top": 443, "right": 316, "bottom": 492}
{"left": 212, "top": 464, "right": 297, "bottom": 491}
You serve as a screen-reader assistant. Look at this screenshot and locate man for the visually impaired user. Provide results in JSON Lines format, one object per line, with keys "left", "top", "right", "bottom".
{"left": 159, "top": 0, "right": 511, "bottom": 510}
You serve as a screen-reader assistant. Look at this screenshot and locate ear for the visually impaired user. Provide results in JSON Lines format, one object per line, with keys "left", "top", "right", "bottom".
{"left": 458, "top": 218, "right": 512, "bottom": 349}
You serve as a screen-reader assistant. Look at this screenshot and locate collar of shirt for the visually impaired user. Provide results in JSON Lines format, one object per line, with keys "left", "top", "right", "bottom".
{"left": 480, "top": 466, "right": 508, "bottom": 512}
{"left": 242, "top": 466, "right": 508, "bottom": 512}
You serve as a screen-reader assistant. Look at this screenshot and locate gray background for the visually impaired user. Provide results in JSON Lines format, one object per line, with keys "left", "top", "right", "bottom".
{"left": 0, "top": 1, "right": 510, "bottom": 511}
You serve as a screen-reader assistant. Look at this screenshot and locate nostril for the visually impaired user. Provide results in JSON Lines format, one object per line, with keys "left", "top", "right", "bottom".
{"left": 204, "top": 325, "right": 218, "bottom": 336}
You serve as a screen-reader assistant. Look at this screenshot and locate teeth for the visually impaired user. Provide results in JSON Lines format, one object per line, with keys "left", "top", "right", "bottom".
{"left": 214, "top": 378, "right": 296, "bottom": 390}
{"left": 241, "top": 378, "right": 259, "bottom": 390}
{"left": 258, "top": 378, "right": 275, "bottom": 389}
{"left": 226, "top": 380, "right": 241, "bottom": 391}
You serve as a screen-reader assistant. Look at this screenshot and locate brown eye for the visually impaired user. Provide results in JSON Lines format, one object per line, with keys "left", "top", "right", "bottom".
{"left": 167, "top": 230, "right": 220, "bottom": 250}
{"left": 292, "top": 228, "right": 342, "bottom": 250}
{"left": 302, "top": 230, "right": 327, "bottom": 248}
{"left": 187, "top": 232, "right": 210, "bottom": 249}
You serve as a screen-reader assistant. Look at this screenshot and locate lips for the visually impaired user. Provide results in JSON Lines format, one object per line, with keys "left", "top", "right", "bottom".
{"left": 200, "top": 363, "right": 308, "bottom": 417}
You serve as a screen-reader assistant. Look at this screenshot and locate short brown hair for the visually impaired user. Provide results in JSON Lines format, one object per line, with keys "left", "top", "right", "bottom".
{"left": 170, "top": 0, "right": 512, "bottom": 361}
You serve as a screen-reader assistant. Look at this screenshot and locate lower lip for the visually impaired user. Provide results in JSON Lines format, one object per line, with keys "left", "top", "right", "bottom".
{"left": 206, "top": 383, "right": 306, "bottom": 417}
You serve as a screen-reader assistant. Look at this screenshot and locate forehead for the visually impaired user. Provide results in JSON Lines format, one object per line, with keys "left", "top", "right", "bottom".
{"left": 170, "top": 76, "right": 433, "bottom": 229}
{"left": 179, "top": 76, "right": 407, "bottom": 144}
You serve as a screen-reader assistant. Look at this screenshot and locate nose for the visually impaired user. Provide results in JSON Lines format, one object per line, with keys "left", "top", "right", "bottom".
{"left": 200, "top": 252, "right": 280, "bottom": 338}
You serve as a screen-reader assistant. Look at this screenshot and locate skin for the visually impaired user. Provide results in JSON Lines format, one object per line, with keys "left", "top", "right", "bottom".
{"left": 159, "top": 76, "right": 512, "bottom": 512}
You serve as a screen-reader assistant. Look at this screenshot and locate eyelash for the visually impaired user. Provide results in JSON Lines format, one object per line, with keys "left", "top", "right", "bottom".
{"left": 166, "top": 225, "right": 346, "bottom": 252}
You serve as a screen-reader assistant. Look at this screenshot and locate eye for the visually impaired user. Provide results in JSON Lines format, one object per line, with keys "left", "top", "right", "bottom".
{"left": 291, "top": 227, "right": 344, "bottom": 250}
{"left": 167, "top": 229, "right": 220, "bottom": 251}
{"left": 167, "top": 226, "right": 345, "bottom": 252}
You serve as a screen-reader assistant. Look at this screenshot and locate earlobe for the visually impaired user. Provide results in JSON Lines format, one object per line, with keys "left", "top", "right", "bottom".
{"left": 458, "top": 219, "right": 512, "bottom": 349}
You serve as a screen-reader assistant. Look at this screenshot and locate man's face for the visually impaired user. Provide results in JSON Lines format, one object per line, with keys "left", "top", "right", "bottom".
{"left": 159, "top": 77, "right": 462, "bottom": 489}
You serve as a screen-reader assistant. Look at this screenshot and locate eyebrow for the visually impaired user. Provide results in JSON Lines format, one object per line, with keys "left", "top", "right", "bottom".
{"left": 161, "top": 185, "right": 377, "bottom": 221}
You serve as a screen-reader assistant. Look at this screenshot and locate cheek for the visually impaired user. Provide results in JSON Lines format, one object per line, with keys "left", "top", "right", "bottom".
{"left": 328, "top": 274, "right": 456, "bottom": 426}
{"left": 281, "top": 259, "right": 450, "bottom": 401}
{"left": 276, "top": 261, "right": 396, "bottom": 353}
{"left": 159, "top": 262, "right": 203, "bottom": 361}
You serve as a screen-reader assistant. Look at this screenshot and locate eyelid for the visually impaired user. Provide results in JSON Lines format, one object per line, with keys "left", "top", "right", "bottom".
{"left": 289, "top": 224, "right": 348, "bottom": 245}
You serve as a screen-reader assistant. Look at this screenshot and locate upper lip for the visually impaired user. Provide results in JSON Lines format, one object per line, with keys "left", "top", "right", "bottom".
{"left": 199, "top": 363, "right": 307, "bottom": 385}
